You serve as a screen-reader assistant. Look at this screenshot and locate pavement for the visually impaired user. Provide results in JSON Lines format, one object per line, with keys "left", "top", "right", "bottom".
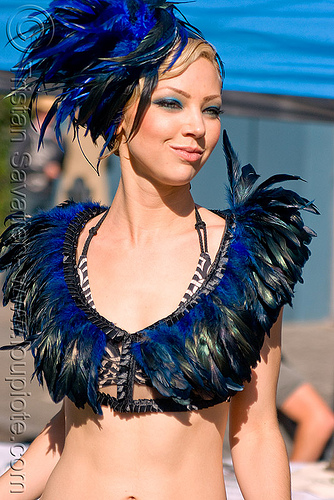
{"left": 0, "top": 303, "right": 333, "bottom": 499}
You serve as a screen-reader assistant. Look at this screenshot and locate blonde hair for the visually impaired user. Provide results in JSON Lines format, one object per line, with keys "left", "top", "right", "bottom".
{"left": 110, "top": 38, "right": 222, "bottom": 155}
{"left": 159, "top": 38, "right": 222, "bottom": 81}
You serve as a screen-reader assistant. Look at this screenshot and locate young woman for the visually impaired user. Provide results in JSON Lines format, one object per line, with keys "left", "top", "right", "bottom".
{"left": 0, "top": 1, "right": 317, "bottom": 498}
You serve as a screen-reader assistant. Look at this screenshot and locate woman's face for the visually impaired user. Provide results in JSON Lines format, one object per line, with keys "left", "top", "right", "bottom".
{"left": 119, "top": 57, "right": 222, "bottom": 187}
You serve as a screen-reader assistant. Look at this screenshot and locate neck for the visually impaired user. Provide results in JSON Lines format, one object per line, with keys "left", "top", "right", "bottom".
{"left": 107, "top": 174, "right": 197, "bottom": 242}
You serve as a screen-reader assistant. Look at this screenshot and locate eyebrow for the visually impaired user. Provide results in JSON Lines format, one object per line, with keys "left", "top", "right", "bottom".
{"left": 162, "top": 86, "right": 222, "bottom": 103}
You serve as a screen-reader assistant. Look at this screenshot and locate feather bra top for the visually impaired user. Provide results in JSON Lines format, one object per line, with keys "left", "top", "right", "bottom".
{"left": 0, "top": 131, "right": 318, "bottom": 415}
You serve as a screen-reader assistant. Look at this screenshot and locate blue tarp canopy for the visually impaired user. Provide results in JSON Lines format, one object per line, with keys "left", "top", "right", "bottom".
{"left": 0, "top": 0, "right": 333, "bottom": 99}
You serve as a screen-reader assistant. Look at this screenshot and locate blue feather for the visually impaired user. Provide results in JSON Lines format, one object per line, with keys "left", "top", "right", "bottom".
{"left": 0, "top": 132, "right": 318, "bottom": 412}
{"left": 12, "top": 0, "right": 208, "bottom": 173}
{"left": 0, "top": 201, "right": 108, "bottom": 414}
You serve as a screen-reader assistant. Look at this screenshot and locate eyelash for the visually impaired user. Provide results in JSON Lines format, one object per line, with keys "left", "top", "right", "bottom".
{"left": 153, "top": 98, "right": 223, "bottom": 118}
{"left": 205, "top": 107, "right": 224, "bottom": 118}
{"left": 153, "top": 98, "right": 182, "bottom": 110}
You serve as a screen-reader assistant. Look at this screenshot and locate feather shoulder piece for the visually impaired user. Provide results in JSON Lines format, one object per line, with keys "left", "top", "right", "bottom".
{"left": 130, "top": 130, "right": 318, "bottom": 407}
{"left": 0, "top": 201, "right": 108, "bottom": 414}
{"left": 0, "top": 132, "right": 318, "bottom": 413}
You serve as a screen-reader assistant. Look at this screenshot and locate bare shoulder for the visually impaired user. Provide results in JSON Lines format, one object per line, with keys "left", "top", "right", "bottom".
{"left": 196, "top": 206, "right": 226, "bottom": 261}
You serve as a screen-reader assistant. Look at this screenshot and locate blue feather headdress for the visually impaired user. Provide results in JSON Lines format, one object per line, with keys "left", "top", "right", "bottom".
{"left": 13, "top": 0, "right": 222, "bottom": 172}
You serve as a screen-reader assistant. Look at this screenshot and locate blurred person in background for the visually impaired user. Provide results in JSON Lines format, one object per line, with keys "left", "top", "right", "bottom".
{"left": 277, "top": 356, "right": 334, "bottom": 462}
{"left": 13, "top": 95, "right": 64, "bottom": 214}
{"left": 56, "top": 129, "right": 110, "bottom": 206}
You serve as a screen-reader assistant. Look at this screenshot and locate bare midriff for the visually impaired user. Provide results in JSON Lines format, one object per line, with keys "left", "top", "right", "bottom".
{"left": 41, "top": 388, "right": 229, "bottom": 500}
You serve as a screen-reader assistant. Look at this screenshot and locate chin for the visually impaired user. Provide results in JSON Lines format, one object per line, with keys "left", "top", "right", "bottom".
{"left": 156, "top": 172, "right": 198, "bottom": 188}
{"left": 162, "top": 164, "right": 202, "bottom": 185}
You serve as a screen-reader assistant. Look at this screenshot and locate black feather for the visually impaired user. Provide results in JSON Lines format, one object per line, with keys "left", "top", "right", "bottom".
{"left": 0, "top": 132, "right": 317, "bottom": 412}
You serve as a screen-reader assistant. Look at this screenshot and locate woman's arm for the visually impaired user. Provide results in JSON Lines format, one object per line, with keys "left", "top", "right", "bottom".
{"left": 229, "top": 310, "right": 291, "bottom": 500}
{"left": 0, "top": 403, "right": 65, "bottom": 500}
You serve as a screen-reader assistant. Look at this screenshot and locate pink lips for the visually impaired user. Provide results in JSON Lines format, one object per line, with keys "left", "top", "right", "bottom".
{"left": 170, "top": 145, "right": 204, "bottom": 162}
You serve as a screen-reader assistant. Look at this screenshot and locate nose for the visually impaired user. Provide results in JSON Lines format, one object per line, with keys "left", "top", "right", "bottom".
{"left": 182, "top": 109, "right": 205, "bottom": 139}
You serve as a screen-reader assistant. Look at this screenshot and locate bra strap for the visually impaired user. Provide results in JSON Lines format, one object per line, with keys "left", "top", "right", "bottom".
{"left": 194, "top": 206, "right": 208, "bottom": 254}
{"left": 81, "top": 208, "right": 109, "bottom": 257}
{"left": 81, "top": 206, "right": 207, "bottom": 256}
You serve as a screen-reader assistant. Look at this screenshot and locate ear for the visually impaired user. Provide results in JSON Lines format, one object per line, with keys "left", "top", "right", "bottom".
{"left": 116, "top": 117, "right": 124, "bottom": 136}
{"left": 116, "top": 114, "right": 124, "bottom": 135}
{"left": 116, "top": 108, "right": 135, "bottom": 144}
{"left": 114, "top": 116, "right": 128, "bottom": 155}
{"left": 114, "top": 116, "right": 127, "bottom": 150}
